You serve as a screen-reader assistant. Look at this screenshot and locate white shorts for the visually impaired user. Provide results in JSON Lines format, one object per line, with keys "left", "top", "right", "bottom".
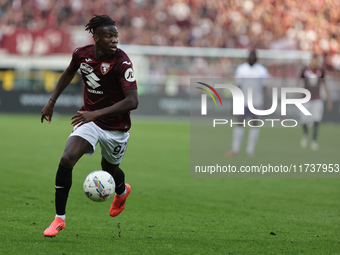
{"left": 69, "top": 122, "right": 130, "bottom": 164}
{"left": 300, "top": 99, "right": 324, "bottom": 124}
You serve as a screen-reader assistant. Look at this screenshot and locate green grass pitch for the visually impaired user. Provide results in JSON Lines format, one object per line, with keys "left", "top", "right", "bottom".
{"left": 0, "top": 113, "right": 339, "bottom": 255}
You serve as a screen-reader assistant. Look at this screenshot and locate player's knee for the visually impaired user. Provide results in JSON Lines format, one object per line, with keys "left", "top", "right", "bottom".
{"left": 60, "top": 153, "right": 78, "bottom": 169}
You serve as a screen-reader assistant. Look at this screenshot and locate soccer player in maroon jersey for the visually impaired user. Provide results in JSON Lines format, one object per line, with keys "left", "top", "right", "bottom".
{"left": 41, "top": 14, "right": 138, "bottom": 237}
{"left": 300, "top": 54, "right": 332, "bottom": 150}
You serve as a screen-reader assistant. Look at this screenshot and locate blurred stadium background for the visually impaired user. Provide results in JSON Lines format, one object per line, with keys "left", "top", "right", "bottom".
{"left": 0, "top": 0, "right": 339, "bottom": 119}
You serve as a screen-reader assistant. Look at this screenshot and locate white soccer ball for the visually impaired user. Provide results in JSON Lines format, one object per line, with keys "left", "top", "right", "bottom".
{"left": 83, "top": 171, "right": 115, "bottom": 202}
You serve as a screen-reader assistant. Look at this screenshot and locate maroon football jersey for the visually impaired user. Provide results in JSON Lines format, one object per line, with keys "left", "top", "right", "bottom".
{"left": 68, "top": 45, "right": 137, "bottom": 131}
{"left": 300, "top": 67, "right": 325, "bottom": 100}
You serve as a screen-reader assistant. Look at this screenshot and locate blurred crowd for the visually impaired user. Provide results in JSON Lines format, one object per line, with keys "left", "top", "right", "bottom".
{"left": 0, "top": 0, "right": 339, "bottom": 71}
{"left": 0, "top": 0, "right": 339, "bottom": 51}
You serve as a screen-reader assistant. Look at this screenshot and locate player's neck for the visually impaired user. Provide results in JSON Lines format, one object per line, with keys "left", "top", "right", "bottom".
{"left": 94, "top": 46, "right": 105, "bottom": 60}
{"left": 94, "top": 45, "right": 114, "bottom": 60}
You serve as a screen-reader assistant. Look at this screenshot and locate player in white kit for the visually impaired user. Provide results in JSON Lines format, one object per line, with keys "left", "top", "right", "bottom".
{"left": 226, "top": 50, "right": 269, "bottom": 157}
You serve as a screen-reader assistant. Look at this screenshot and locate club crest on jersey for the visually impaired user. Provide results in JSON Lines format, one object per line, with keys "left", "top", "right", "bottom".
{"left": 101, "top": 62, "right": 110, "bottom": 75}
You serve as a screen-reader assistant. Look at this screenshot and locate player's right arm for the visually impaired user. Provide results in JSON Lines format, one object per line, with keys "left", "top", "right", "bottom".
{"left": 41, "top": 67, "right": 77, "bottom": 123}
{"left": 296, "top": 67, "right": 305, "bottom": 89}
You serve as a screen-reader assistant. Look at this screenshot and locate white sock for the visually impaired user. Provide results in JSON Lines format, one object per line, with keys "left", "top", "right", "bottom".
{"left": 246, "top": 127, "right": 260, "bottom": 155}
{"left": 232, "top": 126, "right": 244, "bottom": 153}
{"left": 117, "top": 186, "right": 126, "bottom": 197}
{"left": 56, "top": 214, "right": 65, "bottom": 221}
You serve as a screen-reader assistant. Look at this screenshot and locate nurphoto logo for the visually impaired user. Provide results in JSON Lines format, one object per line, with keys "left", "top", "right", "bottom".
{"left": 196, "top": 82, "right": 312, "bottom": 128}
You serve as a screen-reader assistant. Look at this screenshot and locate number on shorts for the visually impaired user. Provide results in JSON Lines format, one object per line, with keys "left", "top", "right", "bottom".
{"left": 112, "top": 142, "right": 127, "bottom": 156}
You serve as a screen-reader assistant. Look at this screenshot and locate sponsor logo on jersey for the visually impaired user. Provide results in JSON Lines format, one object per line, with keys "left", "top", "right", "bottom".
{"left": 124, "top": 68, "right": 135, "bottom": 82}
{"left": 80, "top": 62, "right": 93, "bottom": 74}
{"left": 87, "top": 89, "right": 104, "bottom": 94}
{"left": 85, "top": 73, "right": 104, "bottom": 94}
{"left": 101, "top": 62, "right": 110, "bottom": 75}
{"left": 85, "top": 73, "right": 101, "bottom": 89}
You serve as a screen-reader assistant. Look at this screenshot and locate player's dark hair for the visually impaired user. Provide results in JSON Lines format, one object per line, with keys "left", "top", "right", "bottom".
{"left": 85, "top": 14, "right": 116, "bottom": 34}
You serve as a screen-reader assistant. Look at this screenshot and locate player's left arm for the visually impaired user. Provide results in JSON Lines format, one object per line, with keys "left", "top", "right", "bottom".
{"left": 98, "top": 88, "right": 139, "bottom": 115}
{"left": 71, "top": 89, "right": 138, "bottom": 126}
{"left": 262, "top": 66, "right": 269, "bottom": 106}
{"left": 321, "top": 79, "right": 333, "bottom": 110}
{"left": 320, "top": 69, "right": 332, "bottom": 110}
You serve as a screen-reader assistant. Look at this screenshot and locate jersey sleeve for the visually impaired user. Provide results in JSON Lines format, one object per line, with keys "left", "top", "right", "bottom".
{"left": 68, "top": 48, "right": 81, "bottom": 72}
{"left": 116, "top": 56, "right": 138, "bottom": 91}
{"left": 262, "top": 66, "right": 269, "bottom": 78}
{"left": 235, "top": 65, "right": 242, "bottom": 79}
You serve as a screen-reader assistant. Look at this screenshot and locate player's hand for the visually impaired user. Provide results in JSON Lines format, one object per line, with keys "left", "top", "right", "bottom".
{"left": 71, "top": 111, "right": 99, "bottom": 126}
{"left": 41, "top": 102, "right": 54, "bottom": 124}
